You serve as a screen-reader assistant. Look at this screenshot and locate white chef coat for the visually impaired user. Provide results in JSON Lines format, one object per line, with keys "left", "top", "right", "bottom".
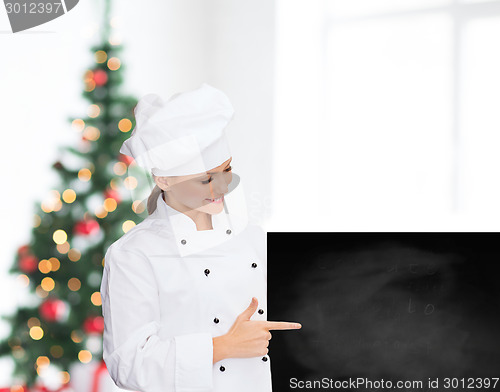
{"left": 100, "top": 191, "right": 272, "bottom": 392}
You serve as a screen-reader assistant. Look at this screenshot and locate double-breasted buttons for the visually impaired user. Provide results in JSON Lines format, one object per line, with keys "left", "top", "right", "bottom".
{"left": 213, "top": 317, "right": 219, "bottom": 324}
{"left": 204, "top": 269, "right": 210, "bottom": 276}
{"left": 251, "top": 262, "right": 257, "bottom": 268}
{"left": 262, "top": 356, "right": 268, "bottom": 362}
{"left": 226, "top": 229, "right": 232, "bottom": 235}
{"left": 258, "top": 309, "right": 264, "bottom": 315}
{"left": 181, "top": 239, "right": 187, "bottom": 245}
{"left": 219, "top": 365, "right": 225, "bottom": 372}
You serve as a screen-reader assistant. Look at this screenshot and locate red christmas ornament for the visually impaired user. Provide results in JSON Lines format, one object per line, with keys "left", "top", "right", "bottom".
{"left": 104, "top": 188, "right": 121, "bottom": 204}
{"left": 83, "top": 316, "right": 104, "bottom": 334}
{"left": 118, "top": 153, "right": 134, "bottom": 166}
{"left": 17, "top": 244, "right": 30, "bottom": 256}
{"left": 39, "top": 298, "right": 66, "bottom": 322}
{"left": 93, "top": 69, "right": 108, "bottom": 86}
{"left": 74, "top": 219, "right": 100, "bottom": 236}
{"left": 19, "top": 254, "right": 38, "bottom": 273}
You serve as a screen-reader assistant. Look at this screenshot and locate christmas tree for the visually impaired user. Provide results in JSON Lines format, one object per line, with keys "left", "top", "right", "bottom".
{"left": 0, "top": 1, "right": 147, "bottom": 388}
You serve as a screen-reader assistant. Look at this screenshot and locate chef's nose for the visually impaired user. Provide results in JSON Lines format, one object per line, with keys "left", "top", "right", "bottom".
{"left": 209, "top": 173, "right": 229, "bottom": 196}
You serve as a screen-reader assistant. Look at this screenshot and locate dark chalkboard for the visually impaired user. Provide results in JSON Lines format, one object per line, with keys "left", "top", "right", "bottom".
{"left": 268, "top": 233, "right": 500, "bottom": 392}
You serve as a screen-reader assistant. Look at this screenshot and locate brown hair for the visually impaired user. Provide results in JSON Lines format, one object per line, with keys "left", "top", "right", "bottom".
{"left": 147, "top": 184, "right": 163, "bottom": 215}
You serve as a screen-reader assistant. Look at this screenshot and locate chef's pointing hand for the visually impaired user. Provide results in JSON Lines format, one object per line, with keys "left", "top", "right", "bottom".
{"left": 212, "top": 297, "right": 302, "bottom": 363}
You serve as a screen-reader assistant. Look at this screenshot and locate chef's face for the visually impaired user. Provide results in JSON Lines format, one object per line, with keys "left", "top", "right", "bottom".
{"left": 155, "top": 157, "right": 233, "bottom": 215}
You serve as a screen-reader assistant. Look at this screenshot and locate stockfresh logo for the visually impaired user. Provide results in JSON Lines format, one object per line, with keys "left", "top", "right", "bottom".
{"left": 4, "top": 0, "right": 79, "bottom": 33}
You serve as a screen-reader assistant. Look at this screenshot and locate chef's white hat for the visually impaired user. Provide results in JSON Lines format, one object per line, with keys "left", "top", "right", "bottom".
{"left": 119, "top": 82, "right": 234, "bottom": 177}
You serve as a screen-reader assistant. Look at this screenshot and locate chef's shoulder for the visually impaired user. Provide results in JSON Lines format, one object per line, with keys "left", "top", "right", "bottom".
{"left": 104, "top": 217, "right": 173, "bottom": 262}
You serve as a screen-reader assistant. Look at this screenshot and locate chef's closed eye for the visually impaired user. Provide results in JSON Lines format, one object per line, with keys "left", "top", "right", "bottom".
{"left": 201, "top": 165, "right": 232, "bottom": 185}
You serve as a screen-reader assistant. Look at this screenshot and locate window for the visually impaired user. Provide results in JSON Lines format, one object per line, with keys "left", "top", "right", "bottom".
{"left": 324, "top": 0, "right": 500, "bottom": 216}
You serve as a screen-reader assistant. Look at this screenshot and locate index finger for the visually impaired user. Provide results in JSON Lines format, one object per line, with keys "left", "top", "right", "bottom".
{"left": 264, "top": 321, "right": 302, "bottom": 330}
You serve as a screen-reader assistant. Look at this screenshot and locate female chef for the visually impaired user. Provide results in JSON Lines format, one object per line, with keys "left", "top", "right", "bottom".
{"left": 99, "top": 83, "right": 302, "bottom": 392}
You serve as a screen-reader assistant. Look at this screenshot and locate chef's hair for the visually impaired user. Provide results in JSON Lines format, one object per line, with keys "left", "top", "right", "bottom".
{"left": 147, "top": 182, "right": 163, "bottom": 215}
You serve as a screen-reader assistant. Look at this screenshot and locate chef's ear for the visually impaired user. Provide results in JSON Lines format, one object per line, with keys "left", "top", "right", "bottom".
{"left": 153, "top": 175, "right": 171, "bottom": 191}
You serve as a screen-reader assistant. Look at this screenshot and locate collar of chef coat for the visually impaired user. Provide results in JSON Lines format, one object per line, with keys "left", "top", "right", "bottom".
{"left": 152, "top": 191, "right": 248, "bottom": 257}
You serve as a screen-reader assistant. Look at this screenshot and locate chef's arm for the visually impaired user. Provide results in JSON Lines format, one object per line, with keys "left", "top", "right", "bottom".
{"left": 213, "top": 335, "right": 231, "bottom": 363}
{"left": 100, "top": 245, "right": 213, "bottom": 392}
